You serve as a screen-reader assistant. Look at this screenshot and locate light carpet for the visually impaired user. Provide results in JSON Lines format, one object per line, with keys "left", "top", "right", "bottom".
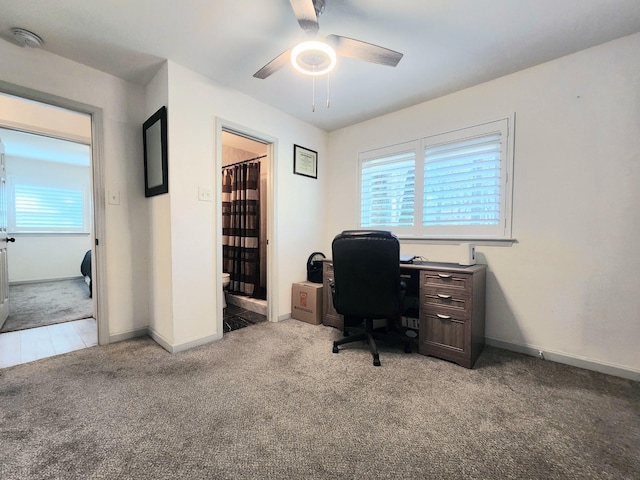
{"left": 0, "top": 319, "right": 638, "bottom": 479}
{"left": 0, "top": 278, "right": 93, "bottom": 333}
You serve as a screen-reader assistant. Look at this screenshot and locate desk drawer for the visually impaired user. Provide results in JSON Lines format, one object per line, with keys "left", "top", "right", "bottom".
{"left": 422, "top": 292, "right": 470, "bottom": 315}
{"left": 420, "top": 311, "right": 468, "bottom": 353}
{"left": 421, "top": 270, "right": 472, "bottom": 293}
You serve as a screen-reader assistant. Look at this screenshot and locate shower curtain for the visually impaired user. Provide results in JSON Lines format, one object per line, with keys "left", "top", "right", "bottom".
{"left": 222, "top": 162, "right": 261, "bottom": 297}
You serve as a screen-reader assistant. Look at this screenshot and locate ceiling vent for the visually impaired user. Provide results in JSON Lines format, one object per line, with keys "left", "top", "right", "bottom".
{"left": 10, "top": 28, "right": 44, "bottom": 48}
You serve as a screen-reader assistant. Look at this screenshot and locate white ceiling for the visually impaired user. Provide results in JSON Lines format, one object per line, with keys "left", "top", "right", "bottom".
{"left": 1, "top": 0, "right": 640, "bottom": 132}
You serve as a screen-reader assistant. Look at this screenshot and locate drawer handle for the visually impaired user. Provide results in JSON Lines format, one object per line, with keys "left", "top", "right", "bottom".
{"left": 438, "top": 273, "right": 451, "bottom": 278}
{"left": 436, "top": 313, "right": 451, "bottom": 320}
{"left": 437, "top": 294, "right": 452, "bottom": 299}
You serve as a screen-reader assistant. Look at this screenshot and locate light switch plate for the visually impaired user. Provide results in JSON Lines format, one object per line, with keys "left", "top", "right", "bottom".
{"left": 198, "top": 187, "right": 213, "bottom": 202}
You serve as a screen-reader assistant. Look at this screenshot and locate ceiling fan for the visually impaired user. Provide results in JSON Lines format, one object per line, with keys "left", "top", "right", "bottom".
{"left": 253, "top": 0, "right": 404, "bottom": 79}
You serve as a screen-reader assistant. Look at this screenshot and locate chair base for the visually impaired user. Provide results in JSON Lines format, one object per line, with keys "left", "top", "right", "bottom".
{"left": 332, "top": 318, "right": 410, "bottom": 366}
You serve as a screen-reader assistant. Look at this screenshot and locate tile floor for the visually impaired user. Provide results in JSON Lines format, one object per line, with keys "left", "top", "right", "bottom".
{"left": 0, "top": 317, "right": 97, "bottom": 369}
{"left": 223, "top": 304, "right": 267, "bottom": 333}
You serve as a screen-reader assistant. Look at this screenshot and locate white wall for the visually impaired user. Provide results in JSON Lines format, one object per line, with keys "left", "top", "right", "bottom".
{"left": 6, "top": 155, "right": 92, "bottom": 282}
{"left": 144, "top": 62, "right": 174, "bottom": 346}
{"left": 161, "top": 61, "right": 328, "bottom": 349}
{"left": 0, "top": 40, "right": 150, "bottom": 340}
{"left": 143, "top": 61, "right": 328, "bottom": 351}
{"left": 0, "top": 93, "right": 91, "bottom": 143}
{"left": 162, "top": 62, "right": 327, "bottom": 344}
{"left": 7, "top": 236, "right": 91, "bottom": 282}
{"left": 327, "top": 34, "right": 640, "bottom": 376}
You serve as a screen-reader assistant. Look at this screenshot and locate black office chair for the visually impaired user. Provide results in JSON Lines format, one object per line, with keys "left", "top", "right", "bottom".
{"left": 330, "top": 230, "right": 409, "bottom": 366}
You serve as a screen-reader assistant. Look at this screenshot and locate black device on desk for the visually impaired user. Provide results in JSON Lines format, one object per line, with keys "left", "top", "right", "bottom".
{"left": 400, "top": 254, "right": 417, "bottom": 264}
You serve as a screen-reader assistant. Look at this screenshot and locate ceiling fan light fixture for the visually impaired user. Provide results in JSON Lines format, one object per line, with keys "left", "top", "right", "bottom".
{"left": 291, "top": 40, "right": 336, "bottom": 76}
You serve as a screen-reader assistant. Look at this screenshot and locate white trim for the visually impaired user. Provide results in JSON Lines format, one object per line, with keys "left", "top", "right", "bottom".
{"left": 400, "top": 237, "right": 517, "bottom": 246}
{"left": 108, "top": 327, "right": 148, "bottom": 344}
{"left": 148, "top": 327, "right": 222, "bottom": 354}
{"left": 216, "top": 119, "right": 278, "bottom": 333}
{"left": 0, "top": 80, "right": 108, "bottom": 347}
{"left": 9, "top": 275, "right": 84, "bottom": 285}
{"left": 485, "top": 337, "right": 640, "bottom": 382}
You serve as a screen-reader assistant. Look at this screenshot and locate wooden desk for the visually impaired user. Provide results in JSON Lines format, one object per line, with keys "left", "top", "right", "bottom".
{"left": 322, "top": 260, "right": 486, "bottom": 368}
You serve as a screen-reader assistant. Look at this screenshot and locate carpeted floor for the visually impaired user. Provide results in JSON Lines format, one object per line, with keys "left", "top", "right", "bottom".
{"left": 0, "top": 319, "right": 638, "bottom": 479}
{"left": 0, "top": 278, "right": 93, "bottom": 333}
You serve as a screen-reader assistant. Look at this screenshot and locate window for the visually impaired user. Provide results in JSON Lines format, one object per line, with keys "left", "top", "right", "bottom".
{"left": 359, "top": 117, "right": 513, "bottom": 240}
{"left": 13, "top": 184, "right": 85, "bottom": 233}
{"left": 360, "top": 144, "right": 416, "bottom": 228}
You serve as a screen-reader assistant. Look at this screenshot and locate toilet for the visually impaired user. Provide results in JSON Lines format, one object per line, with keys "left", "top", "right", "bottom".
{"left": 222, "top": 272, "right": 231, "bottom": 308}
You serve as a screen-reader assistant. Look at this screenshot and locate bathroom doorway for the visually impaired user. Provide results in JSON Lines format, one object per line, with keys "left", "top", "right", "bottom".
{"left": 220, "top": 127, "right": 273, "bottom": 332}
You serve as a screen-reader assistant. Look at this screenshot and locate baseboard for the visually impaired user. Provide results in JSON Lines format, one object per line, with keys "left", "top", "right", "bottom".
{"left": 147, "top": 327, "right": 223, "bottom": 354}
{"left": 147, "top": 327, "right": 171, "bottom": 352}
{"left": 108, "top": 327, "right": 149, "bottom": 344}
{"left": 10, "top": 275, "right": 84, "bottom": 286}
{"left": 485, "top": 337, "right": 640, "bottom": 382}
{"left": 278, "top": 313, "right": 291, "bottom": 322}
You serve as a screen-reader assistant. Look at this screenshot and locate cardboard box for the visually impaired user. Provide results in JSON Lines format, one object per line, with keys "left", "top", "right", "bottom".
{"left": 291, "top": 282, "right": 323, "bottom": 325}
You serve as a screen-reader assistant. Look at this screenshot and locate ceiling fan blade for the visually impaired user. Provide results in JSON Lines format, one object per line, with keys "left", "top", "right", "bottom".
{"left": 326, "top": 35, "right": 403, "bottom": 67}
{"left": 253, "top": 50, "right": 291, "bottom": 79}
{"left": 289, "top": 0, "right": 319, "bottom": 33}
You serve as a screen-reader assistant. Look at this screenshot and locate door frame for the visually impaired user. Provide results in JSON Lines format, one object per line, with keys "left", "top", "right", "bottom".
{"left": 0, "top": 80, "right": 108, "bottom": 345}
{"left": 216, "top": 118, "right": 278, "bottom": 329}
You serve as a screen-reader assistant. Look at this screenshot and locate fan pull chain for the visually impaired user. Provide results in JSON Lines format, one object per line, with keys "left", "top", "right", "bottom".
{"left": 310, "top": 64, "right": 316, "bottom": 112}
{"left": 312, "top": 74, "right": 315, "bottom": 112}
{"left": 326, "top": 73, "right": 330, "bottom": 108}
{"left": 309, "top": 66, "right": 331, "bottom": 112}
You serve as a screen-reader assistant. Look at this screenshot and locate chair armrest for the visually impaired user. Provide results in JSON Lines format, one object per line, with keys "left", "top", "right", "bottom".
{"left": 399, "top": 279, "right": 407, "bottom": 310}
{"left": 330, "top": 279, "right": 337, "bottom": 308}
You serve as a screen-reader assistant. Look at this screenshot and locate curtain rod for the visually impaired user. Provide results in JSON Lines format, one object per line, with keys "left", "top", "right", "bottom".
{"left": 222, "top": 154, "right": 267, "bottom": 169}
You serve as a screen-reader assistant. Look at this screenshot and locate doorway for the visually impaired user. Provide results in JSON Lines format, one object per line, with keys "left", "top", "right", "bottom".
{"left": 0, "top": 90, "right": 100, "bottom": 367}
{"left": 219, "top": 123, "right": 276, "bottom": 333}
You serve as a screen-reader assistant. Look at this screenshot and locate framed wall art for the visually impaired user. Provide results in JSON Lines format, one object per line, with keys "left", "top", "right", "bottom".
{"left": 293, "top": 144, "right": 317, "bottom": 179}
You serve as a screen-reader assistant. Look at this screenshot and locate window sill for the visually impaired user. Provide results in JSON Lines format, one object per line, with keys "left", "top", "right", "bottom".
{"left": 398, "top": 236, "right": 517, "bottom": 246}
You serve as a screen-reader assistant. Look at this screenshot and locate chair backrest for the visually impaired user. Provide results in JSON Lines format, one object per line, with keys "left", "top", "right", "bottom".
{"left": 331, "top": 230, "right": 403, "bottom": 319}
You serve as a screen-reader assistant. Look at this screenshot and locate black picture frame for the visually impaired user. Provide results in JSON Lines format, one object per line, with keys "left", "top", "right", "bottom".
{"left": 143, "top": 106, "right": 168, "bottom": 197}
{"left": 293, "top": 144, "right": 318, "bottom": 179}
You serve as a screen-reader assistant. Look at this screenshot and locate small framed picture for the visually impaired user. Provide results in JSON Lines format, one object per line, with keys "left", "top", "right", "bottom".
{"left": 293, "top": 144, "right": 318, "bottom": 179}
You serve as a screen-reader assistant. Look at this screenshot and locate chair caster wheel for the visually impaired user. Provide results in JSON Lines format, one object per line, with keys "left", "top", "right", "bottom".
{"left": 373, "top": 355, "right": 381, "bottom": 367}
{"left": 332, "top": 343, "right": 339, "bottom": 354}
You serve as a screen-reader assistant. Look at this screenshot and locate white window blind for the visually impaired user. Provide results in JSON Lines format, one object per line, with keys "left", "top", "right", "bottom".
{"left": 423, "top": 133, "right": 502, "bottom": 227}
{"left": 360, "top": 150, "right": 416, "bottom": 228}
{"left": 14, "top": 184, "right": 85, "bottom": 232}
{"left": 358, "top": 117, "right": 513, "bottom": 240}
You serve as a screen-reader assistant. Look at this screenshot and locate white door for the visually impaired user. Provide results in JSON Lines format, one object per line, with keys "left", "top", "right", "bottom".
{"left": 0, "top": 138, "right": 10, "bottom": 329}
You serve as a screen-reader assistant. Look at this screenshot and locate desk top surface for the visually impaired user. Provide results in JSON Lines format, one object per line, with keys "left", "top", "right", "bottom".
{"left": 401, "top": 261, "right": 485, "bottom": 273}
{"left": 323, "top": 258, "right": 485, "bottom": 273}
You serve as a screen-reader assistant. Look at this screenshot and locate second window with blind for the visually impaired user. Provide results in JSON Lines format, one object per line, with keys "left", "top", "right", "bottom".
{"left": 359, "top": 116, "right": 514, "bottom": 240}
